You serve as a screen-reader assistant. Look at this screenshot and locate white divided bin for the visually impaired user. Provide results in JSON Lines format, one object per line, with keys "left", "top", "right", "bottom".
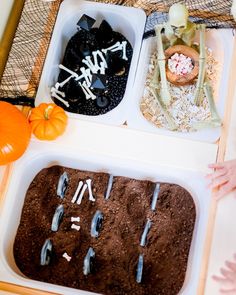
{"left": 35, "top": 0, "right": 146, "bottom": 125}
{"left": 127, "top": 29, "right": 234, "bottom": 143}
{"left": 0, "top": 141, "right": 212, "bottom": 295}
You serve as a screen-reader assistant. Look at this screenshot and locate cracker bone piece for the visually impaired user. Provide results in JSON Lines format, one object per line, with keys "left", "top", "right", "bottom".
{"left": 71, "top": 216, "right": 80, "bottom": 222}
{"left": 86, "top": 179, "right": 95, "bottom": 202}
{"left": 71, "top": 181, "right": 83, "bottom": 203}
{"left": 71, "top": 224, "right": 81, "bottom": 231}
{"left": 62, "top": 252, "right": 72, "bottom": 262}
{"left": 76, "top": 183, "right": 88, "bottom": 205}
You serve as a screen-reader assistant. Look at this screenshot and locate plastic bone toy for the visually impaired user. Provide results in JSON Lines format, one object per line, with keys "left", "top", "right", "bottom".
{"left": 151, "top": 3, "right": 221, "bottom": 130}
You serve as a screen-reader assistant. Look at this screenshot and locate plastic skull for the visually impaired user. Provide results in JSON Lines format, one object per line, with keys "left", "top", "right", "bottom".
{"left": 168, "top": 3, "right": 189, "bottom": 37}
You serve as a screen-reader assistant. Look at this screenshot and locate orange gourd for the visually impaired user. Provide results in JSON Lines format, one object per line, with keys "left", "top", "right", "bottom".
{"left": 29, "top": 103, "right": 68, "bottom": 140}
{"left": 0, "top": 102, "right": 31, "bottom": 165}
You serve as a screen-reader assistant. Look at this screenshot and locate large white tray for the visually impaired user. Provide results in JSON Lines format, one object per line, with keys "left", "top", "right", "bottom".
{"left": 35, "top": 0, "right": 146, "bottom": 125}
{"left": 0, "top": 138, "right": 213, "bottom": 295}
{"left": 127, "top": 29, "right": 234, "bottom": 143}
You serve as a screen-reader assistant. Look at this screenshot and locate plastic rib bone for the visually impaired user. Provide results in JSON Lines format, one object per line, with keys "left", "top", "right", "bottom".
{"left": 80, "top": 67, "right": 91, "bottom": 87}
{"left": 155, "top": 25, "right": 171, "bottom": 105}
{"left": 102, "top": 41, "right": 121, "bottom": 54}
{"left": 194, "top": 24, "right": 206, "bottom": 106}
{"left": 56, "top": 74, "right": 74, "bottom": 89}
{"left": 59, "top": 64, "right": 79, "bottom": 79}
{"left": 149, "top": 87, "right": 177, "bottom": 131}
{"left": 82, "top": 56, "right": 98, "bottom": 74}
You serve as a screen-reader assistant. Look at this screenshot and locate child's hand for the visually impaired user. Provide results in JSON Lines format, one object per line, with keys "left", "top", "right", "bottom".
{"left": 213, "top": 254, "right": 236, "bottom": 294}
{"left": 206, "top": 159, "right": 236, "bottom": 199}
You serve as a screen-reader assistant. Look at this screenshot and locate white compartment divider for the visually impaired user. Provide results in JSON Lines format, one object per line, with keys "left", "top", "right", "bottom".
{"left": 40, "top": 118, "right": 218, "bottom": 174}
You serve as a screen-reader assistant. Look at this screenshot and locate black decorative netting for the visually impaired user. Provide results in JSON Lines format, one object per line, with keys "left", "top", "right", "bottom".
{"left": 0, "top": 0, "right": 62, "bottom": 106}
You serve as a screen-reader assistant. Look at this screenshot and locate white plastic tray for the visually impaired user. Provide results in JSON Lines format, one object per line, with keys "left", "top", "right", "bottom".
{"left": 35, "top": 0, "right": 146, "bottom": 125}
{"left": 127, "top": 29, "right": 234, "bottom": 143}
{"left": 0, "top": 141, "right": 212, "bottom": 295}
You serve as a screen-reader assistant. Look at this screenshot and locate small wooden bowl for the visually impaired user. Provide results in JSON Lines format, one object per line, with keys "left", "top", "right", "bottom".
{"left": 165, "top": 45, "right": 199, "bottom": 86}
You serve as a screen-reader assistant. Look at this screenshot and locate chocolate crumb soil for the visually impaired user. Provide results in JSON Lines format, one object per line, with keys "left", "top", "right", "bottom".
{"left": 14, "top": 166, "right": 196, "bottom": 295}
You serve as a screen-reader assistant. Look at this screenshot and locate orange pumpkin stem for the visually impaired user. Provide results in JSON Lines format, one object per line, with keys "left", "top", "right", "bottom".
{"left": 44, "top": 105, "right": 53, "bottom": 120}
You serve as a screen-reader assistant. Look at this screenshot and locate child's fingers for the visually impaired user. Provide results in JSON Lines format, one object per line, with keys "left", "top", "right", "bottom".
{"left": 213, "top": 274, "right": 236, "bottom": 291}
{"left": 206, "top": 168, "right": 227, "bottom": 180}
{"left": 220, "top": 267, "right": 236, "bottom": 281}
{"left": 225, "top": 260, "right": 236, "bottom": 272}
{"left": 208, "top": 163, "right": 225, "bottom": 169}
{"left": 208, "top": 175, "right": 228, "bottom": 189}
{"left": 220, "top": 288, "right": 236, "bottom": 294}
{"left": 215, "top": 183, "right": 234, "bottom": 200}
{"left": 212, "top": 274, "right": 228, "bottom": 283}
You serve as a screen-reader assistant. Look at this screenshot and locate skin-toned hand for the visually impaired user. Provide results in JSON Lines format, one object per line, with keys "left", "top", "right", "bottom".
{"left": 213, "top": 253, "right": 236, "bottom": 294}
{"left": 206, "top": 159, "right": 236, "bottom": 200}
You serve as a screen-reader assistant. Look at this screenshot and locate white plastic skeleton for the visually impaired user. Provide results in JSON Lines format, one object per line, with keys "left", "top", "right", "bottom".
{"left": 52, "top": 42, "right": 128, "bottom": 103}
{"left": 231, "top": 0, "right": 236, "bottom": 20}
{"left": 151, "top": 3, "right": 221, "bottom": 130}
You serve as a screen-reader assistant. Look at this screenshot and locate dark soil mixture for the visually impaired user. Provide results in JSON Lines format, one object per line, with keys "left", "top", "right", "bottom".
{"left": 54, "top": 22, "right": 133, "bottom": 116}
{"left": 14, "top": 166, "right": 196, "bottom": 295}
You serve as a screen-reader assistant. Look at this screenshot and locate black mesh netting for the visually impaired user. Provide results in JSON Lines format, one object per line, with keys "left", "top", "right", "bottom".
{"left": 0, "top": 0, "right": 235, "bottom": 106}
{"left": 0, "top": 0, "right": 62, "bottom": 106}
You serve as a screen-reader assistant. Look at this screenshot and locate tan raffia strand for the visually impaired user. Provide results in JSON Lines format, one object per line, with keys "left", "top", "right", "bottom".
{"left": 0, "top": 0, "right": 62, "bottom": 100}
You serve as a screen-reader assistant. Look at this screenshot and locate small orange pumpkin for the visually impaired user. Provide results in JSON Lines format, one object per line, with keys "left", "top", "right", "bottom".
{"left": 0, "top": 102, "right": 31, "bottom": 165}
{"left": 29, "top": 103, "right": 68, "bottom": 140}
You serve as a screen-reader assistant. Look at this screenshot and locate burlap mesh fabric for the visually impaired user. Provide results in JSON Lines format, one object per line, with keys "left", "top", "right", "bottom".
{"left": 0, "top": 0, "right": 61, "bottom": 103}
{"left": 0, "top": 0, "right": 235, "bottom": 105}
{"left": 94, "top": 0, "right": 235, "bottom": 28}
{"left": 94, "top": 0, "right": 234, "bottom": 19}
